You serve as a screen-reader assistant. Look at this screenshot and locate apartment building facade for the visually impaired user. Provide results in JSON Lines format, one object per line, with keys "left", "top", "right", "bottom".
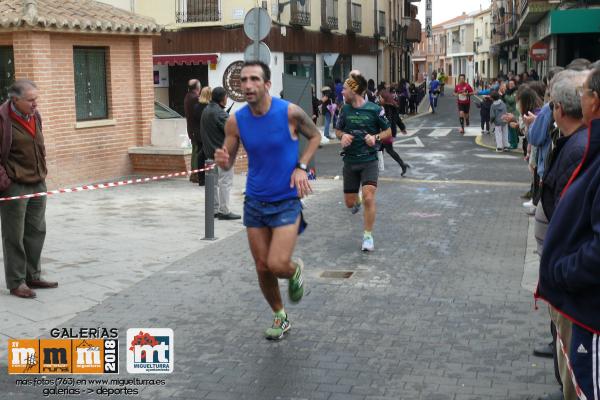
{"left": 443, "top": 13, "right": 475, "bottom": 86}
{"left": 99, "top": 0, "right": 421, "bottom": 115}
{"left": 491, "top": 0, "right": 600, "bottom": 79}
{"left": 473, "top": 8, "right": 497, "bottom": 84}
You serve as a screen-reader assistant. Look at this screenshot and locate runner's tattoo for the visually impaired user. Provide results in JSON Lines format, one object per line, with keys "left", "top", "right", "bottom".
{"left": 292, "top": 105, "right": 320, "bottom": 139}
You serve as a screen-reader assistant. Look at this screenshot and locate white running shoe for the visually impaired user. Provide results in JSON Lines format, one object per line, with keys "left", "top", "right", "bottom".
{"left": 361, "top": 235, "right": 374, "bottom": 252}
{"left": 522, "top": 200, "right": 534, "bottom": 208}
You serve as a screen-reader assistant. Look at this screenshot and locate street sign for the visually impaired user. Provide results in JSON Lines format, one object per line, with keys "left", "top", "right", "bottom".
{"left": 530, "top": 41, "right": 549, "bottom": 62}
{"left": 243, "top": 7, "right": 271, "bottom": 41}
{"left": 425, "top": 0, "right": 432, "bottom": 38}
{"left": 244, "top": 41, "right": 271, "bottom": 65}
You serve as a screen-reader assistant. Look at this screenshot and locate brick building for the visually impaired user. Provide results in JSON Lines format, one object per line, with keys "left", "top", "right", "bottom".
{"left": 0, "top": 0, "right": 160, "bottom": 187}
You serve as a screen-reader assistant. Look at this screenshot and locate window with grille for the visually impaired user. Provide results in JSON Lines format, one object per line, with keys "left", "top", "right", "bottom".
{"left": 0, "top": 46, "right": 15, "bottom": 105}
{"left": 351, "top": 3, "right": 362, "bottom": 32}
{"left": 73, "top": 47, "right": 108, "bottom": 121}
{"left": 378, "top": 11, "right": 385, "bottom": 36}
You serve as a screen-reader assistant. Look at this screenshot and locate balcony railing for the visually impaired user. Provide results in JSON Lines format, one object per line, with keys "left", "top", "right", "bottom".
{"left": 290, "top": 10, "right": 311, "bottom": 25}
{"left": 405, "top": 18, "right": 421, "bottom": 42}
{"left": 520, "top": 0, "right": 528, "bottom": 15}
{"left": 326, "top": 16, "right": 338, "bottom": 29}
{"left": 351, "top": 20, "right": 362, "bottom": 33}
{"left": 378, "top": 26, "right": 386, "bottom": 37}
{"left": 290, "top": 0, "right": 311, "bottom": 26}
{"left": 175, "top": 0, "right": 220, "bottom": 23}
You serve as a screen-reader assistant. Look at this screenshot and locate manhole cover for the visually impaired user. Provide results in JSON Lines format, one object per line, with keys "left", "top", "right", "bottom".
{"left": 320, "top": 271, "right": 354, "bottom": 279}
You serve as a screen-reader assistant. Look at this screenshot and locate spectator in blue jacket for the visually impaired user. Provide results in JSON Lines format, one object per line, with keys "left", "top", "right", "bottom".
{"left": 527, "top": 67, "right": 564, "bottom": 180}
{"left": 536, "top": 65, "right": 600, "bottom": 400}
{"left": 428, "top": 73, "right": 440, "bottom": 113}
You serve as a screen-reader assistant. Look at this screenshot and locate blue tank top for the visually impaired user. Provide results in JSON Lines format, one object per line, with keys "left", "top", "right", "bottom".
{"left": 236, "top": 97, "right": 298, "bottom": 202}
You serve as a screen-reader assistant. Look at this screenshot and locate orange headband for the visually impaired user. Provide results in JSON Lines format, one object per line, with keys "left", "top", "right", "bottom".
{"left": 345, "top": 77, "right": 360, "bottom": 94}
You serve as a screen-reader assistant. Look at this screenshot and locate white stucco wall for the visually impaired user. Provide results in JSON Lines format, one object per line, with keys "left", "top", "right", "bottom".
{"left": 208, "top": 52, "right": 285, "bottom": 114}
{"left": 351, "top": 55, "right": 378, "bottom": 82}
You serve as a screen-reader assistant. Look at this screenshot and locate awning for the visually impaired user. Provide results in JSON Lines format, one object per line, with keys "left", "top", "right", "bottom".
{"left": 550, "top": 8, "right": 600, "bottom": 35}
{"left": 153, "top": 54, "right": 218, "bottom": 66}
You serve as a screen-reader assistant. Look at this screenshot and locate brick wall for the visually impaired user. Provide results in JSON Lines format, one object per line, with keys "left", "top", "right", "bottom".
{"left": 6, "top": 31, "right": 155, "bottom": 188}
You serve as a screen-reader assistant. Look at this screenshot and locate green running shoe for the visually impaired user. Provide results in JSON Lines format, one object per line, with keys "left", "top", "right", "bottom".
{"left": 288, "top": 258, "right": 305, "bottom": 303}
{"left": 265, "top": 313, "right": 291, "bottom": 340}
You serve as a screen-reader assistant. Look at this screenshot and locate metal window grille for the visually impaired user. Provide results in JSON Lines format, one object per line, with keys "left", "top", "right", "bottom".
{"left": 73, "top": 47, "right": 108, "bottom": 121}
{"left": 176, "top": 0, "right": 220, "bottom": 23}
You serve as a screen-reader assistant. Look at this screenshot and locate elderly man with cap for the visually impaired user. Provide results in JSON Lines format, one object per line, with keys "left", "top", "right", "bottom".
{"left": 335, "top": 70, "right": 392, "bottom": 252}
{"left": 0, "top": 80, "right": 57, "bottom": 299}
{"left": 200, "top": 87, "right": 240, "bottom": 220}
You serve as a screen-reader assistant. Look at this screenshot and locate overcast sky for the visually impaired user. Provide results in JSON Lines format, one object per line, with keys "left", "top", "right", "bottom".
{"left": 417, "top": 0, "right": 492, "bottom": 26}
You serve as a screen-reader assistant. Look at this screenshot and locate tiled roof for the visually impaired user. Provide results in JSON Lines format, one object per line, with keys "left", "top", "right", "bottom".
{"left": 433, "top": 13, "right": 470, "bottom": 28}
{"left": 0, "top": 0, "right": 161, "bottom": 34}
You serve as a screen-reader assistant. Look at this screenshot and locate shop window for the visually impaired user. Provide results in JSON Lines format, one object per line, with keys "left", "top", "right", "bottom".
{"left": 73, "top": 47, "right": 108, "bottom": 121}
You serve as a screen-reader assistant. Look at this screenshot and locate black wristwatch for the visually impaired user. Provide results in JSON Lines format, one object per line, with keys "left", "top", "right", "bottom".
{"left": 296, "top": 162, "right": 308, "bottom": 172}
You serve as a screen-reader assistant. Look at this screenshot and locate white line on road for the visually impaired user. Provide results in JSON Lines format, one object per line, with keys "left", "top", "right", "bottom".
{"left": 474, "top": 153, "right": 518, "bottom": 159}
{"left": 428, "top": 129, "right": 451, "bottom": 137}
{"left": 463, "top": 127, "right": 481, "bottom": 137}
{"left": 393, "top": 136, "right": 424, "bottom": 148}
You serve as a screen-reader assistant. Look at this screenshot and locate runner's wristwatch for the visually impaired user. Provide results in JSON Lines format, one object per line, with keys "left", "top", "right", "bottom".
{"left": 296, "top": 162, "right": 308, "bottom": 172}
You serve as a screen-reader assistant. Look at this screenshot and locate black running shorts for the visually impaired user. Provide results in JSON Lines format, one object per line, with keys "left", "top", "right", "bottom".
{"left": 343, "top": 160, "right": 379, "bottom": 193}
{"left": 458, "top": 103, "right": 471, "bottom": 114}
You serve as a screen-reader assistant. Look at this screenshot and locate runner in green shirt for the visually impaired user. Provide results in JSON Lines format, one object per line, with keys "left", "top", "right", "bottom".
{"left": 335, "top": 70, "right": 392, "bottom": 251}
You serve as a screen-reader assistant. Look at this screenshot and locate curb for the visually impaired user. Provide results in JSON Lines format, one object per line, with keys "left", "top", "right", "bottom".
{"left": 474, "top": 133, "right": 523, "bottom": 154}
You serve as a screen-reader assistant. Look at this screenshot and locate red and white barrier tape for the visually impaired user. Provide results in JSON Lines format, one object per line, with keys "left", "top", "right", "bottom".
{"left": 0, "top": 155, "right": 247, "bottom": 202}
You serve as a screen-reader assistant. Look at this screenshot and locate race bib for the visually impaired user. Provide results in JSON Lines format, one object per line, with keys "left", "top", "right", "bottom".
{"left": 458, "top": 94, "right": 468, "bottom": 101}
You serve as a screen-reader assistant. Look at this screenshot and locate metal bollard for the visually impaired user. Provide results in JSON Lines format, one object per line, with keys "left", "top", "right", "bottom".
{"left": 202, "top": 159, "right": 217, "bottom": 241}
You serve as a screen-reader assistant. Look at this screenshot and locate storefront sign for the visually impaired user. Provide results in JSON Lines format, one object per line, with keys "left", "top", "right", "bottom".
{"left": 222, "top": 61, "right": 245, "bottom": 102}
{"left": 530, "top": 41, "right": 549, "bottom": 62}
{"left": 425, "top": 0, "right": 432, "bottom": 38}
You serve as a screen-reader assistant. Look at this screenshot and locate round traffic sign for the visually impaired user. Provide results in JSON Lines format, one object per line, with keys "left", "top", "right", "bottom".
{"left": 243, "top": 7, "right": 271, "bottom": 41}
{"left": 244, "top": 41, "right": 271, "bottom": 65}
{"left": 530, "top": 41, "right": 549, "bottom": 62}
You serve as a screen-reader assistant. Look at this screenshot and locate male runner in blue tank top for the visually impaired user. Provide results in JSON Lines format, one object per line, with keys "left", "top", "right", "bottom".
{"left": 335, "top": 70, "right": 392, "bottom": 251}
{"left": 214, "top": 61, "right": 321, "bottom": 340}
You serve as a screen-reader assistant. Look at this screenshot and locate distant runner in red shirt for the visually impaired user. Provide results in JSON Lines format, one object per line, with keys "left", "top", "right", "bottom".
{"left": 454, "top": 74, "right": 474, "bottom": 134}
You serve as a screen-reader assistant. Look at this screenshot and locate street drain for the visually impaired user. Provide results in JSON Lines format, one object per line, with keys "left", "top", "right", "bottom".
{"left": 320, "top": 271, "right": 354, "bottom": 279}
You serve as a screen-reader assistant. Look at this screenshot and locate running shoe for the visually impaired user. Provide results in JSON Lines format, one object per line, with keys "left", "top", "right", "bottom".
{"left": 362, "top": 235, "right": 374, "bottom": 252}
{"left": 351, "top": 194, "right": 362, "bottom": 214}
{"left": 265, "top": 313, "right": 291, "bottom": 340}
{"left": 288, "top": 258, "right": 304, "bottom": 303}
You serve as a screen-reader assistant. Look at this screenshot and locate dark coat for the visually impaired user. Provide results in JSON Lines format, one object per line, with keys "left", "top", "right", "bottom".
{"left": 383, "top": 104, "right": 405, "bottom": 137}
{"left": 536, "top": 119, "right": 600, "bottom": 334}
{"left": 200, "top": 102, "right": 228, "bottom": 160}
{"left": 478, "top": 97, "right": 492, "bottom": 119}
{"left": 0, "top": 101, "right": 43, "bottom": 191}
{"left": 540, "top": 126, "right": 588, "bottom": 220}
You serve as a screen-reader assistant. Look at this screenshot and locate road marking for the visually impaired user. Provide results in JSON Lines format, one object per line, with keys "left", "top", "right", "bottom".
{"left": 378, "top": 177, "right": 529, "bottom": 187}
{"left": 463, "top": 127, "right": 481, "bottom": 136}
{"left": 428, "top": 129, "right": 451, "bottom": 137}
{"left": 474, "top": 153, "right": 519, "bottom": 159}
{"left": 393, "top": 136, "right": 424, "bottom": 148}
